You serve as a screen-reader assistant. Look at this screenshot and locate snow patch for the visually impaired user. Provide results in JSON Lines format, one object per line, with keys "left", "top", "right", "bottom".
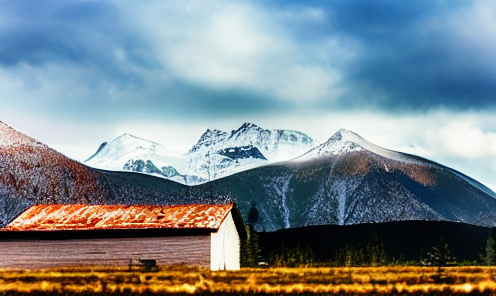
{"left": 263, "top": 174, "right": 293, "bottom": 229}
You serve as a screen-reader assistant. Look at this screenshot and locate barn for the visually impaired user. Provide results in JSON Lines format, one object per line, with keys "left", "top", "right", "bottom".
{"left": 0, "top": 203, "right": 246, "bottom": 270}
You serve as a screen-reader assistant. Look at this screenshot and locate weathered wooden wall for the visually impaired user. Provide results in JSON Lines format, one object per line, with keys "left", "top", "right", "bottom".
{"left": 0, "top": 235, "right": 210, "bottom": 269}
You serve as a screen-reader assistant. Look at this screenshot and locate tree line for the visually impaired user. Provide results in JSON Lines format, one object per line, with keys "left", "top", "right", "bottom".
{"left": 241, "top": 227, "right": 496, "bottom": 268}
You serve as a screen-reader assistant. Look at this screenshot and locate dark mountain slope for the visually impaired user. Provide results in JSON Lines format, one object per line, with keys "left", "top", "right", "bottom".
{"left": 0, "top": 122, "right": 109, "bottom": 225}
{"left": 205, "top": 131, "right": 496, "bottom": 231}
{"left": 94, "top": 169, "right": 223, "bottom": 206}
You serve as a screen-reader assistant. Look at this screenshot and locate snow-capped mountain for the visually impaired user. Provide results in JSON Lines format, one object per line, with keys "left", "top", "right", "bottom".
{"left": 85, "top": 134, "right": 190, "bottom": 183}
{"left": 188, "top": 123, "right": 315, "bottom": 161}
{"left": 299, "top": 129, "right": 496, "bottom": 199}
{"left": 203, "top": 128, "right": 496, "bottom": 231}
{"left": 3, "top": 120, "right": 496, "bottom": 232}
{"left": 298, "top": 129, "right": 419, "bottom": 164}
{"left": 185, "top": 123, "right": 316, "bottom": 182}
{"left": 85, "top": 123, "right": 317, "bottom": 184}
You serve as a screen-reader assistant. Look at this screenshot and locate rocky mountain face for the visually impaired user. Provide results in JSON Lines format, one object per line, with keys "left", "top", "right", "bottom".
{"left": 0, "top": 122, "right": 108, "bottom": 226}
{"left": 184, "top": 123, "right": 315, "bottom": 183}
{"left": 85, "top": 123, "right": 316, "bottom": 184}
{"left": 202, "top": 129, "right": 496, "bottom": 231}
{"left": 2, "top": 121, "right": 496, "bottom": 232}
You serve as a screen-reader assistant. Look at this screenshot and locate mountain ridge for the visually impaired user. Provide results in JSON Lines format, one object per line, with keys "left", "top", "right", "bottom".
{"left": 2, "top": 120, "right": 496, "bottom": 232}
{"left": 85, "top": 122, "right": 317, "bottom": 184}
{"left": 0, "top": 121, "right": 109, "bottom": 226}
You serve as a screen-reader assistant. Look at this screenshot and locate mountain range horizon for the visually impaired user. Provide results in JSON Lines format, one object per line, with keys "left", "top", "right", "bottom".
{"left": 82, "top": 121, "right": 496, "bottom": 195}
{"left": 1, "top": 120, "right": 496, "bottom": 231}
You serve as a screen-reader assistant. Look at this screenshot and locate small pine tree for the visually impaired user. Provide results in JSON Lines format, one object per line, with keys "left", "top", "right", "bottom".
{"left": 241, "top": 224, "right": 262, "bottom": 267}
{"left": 270, "top": 245, "right": 315, "bottom": 267}
{"left": 365, "top": 230, "right": 387, "bottom": 266}
{"left": 334, "top": 244, "right": 365, "bottom": 267}
{"left": 480, "top": 234, "right": 496, "bottom": 266}
{"left": 334, "top": 244, "right": 352, "bottom": 267}
{"left": 250, "top": 225, "right": 262, "bottom": 264}
{"left": 421, "top": 234, "right": 457, "bottom": 267}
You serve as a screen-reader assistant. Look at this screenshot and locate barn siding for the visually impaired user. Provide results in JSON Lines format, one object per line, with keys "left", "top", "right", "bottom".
{"left": 211, "top": 212, "right": 240, "bottom": 270}
{"left": 0, "top": 235, "right": 210, "bottom": 269}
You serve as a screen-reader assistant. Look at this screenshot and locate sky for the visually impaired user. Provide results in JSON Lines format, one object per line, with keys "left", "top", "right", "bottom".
{"left": 1, "top": 0, "right": 496, "bottom": 191}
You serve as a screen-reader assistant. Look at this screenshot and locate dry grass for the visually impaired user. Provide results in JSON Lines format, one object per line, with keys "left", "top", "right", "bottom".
{"left": 1, "top": 266, "right": 496, "bottom": 294}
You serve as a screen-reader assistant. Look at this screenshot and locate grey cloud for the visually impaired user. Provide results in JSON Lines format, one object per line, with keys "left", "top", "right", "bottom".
{"left": 1, "top": 0, "right": 495, "bottom": 124}
{"left": 0, "top": 0, "right": 304, "bottom": 123}
{"left": 0, "top": 0, "right": 156, "bottom": 82}
{"left": 108, "top": 80, "right": 294, "bottom": 121}
{"left": 342, "top": 21, "right": 496, "bottom": 110}
{"left": 266, "top": 0, "right": 496, "bottom": 111}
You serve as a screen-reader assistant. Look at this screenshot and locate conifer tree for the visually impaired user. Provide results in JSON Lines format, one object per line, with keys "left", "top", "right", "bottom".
{"left": 421, "top": 234, "right": 457, "bottom": 267}
{"left": 480, "top": 234, "right": 496, "bottom": 266}
{"left": 241, "top": 224, "right": 262, "bottom": 267}
{"left": 270, "top": 245, "right": 315, "bottom": 267}
{"left": 365, "top": 230, "right": 387, "bottom": 266}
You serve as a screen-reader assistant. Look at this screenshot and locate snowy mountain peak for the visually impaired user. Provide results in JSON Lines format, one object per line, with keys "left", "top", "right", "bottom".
{"left": 205, "top": 128, "right": 228, "bottom": 136}
{"left": 311, "top": 128, "right": 364, "bottom": 156}
{"left": 326, "top": 129, "right": 363, "bottom": 145}
{"left": 189, "top": 129, "right": 229, "bottom": 153}
{"left": 184, "top": 123, "right": 317, "bottom": 182}
{"left": 235, "top": 122, "right": 262, "bottom": 133}
{"left": 114, "top": 133, "right": 159, "bottom": 145}
{"left": 298, "top": 128, "right": 421, "bottom": 165}
{"left": 84, "top": 132, "right": 189, "bottom": 176}
{"left": 84, "top": 122, "right": 315, "bottom": 185}
{"left": 107, "top": 134, "right": 164, "bottom": 153}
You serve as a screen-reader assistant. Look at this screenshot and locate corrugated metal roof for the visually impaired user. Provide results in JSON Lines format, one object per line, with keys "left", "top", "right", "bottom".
{"left": 3, "top": 204, "right": 233, "bottom": 231}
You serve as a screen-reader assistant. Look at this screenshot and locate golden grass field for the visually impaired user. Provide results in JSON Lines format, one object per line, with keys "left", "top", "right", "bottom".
{"left": 2, "top": 266, "right": 496, "bottom": 295}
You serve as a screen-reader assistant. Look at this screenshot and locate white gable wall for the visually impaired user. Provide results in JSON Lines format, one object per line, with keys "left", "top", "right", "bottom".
{"left": 210, "top": 211, "right": 240, "bottom": 270}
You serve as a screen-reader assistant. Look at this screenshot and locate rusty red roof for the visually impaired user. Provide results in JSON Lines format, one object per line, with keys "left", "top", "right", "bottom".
{"left": 4, "top": 204, "right": 234, "bottom": 231}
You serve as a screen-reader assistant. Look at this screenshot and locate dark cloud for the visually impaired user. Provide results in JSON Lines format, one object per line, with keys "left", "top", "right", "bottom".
{"left": 336, "top": 1, "right": 495, "bottom": 110}
{"left": 267, "top": 0, "right": 439, "bottom": 38}
{"left": 0, "top": 0, "right": 165, "bottom": 123}
{"left": 1, "top": 0, "right": 297, "bottom": 123}
{"left": 1, "top": 0, "right": 495, "bottom": 122}
{"left": 340, "top": 8, "right": 496, "bottom": 110}
{"left": 325, "top": 1, "right": 466, "bottom": 39}
{"left": 0, "top": 0, "right": 155, "bottom": 79}
{"left": 266, "top": 0, "right": 496, "bottom": 111}
{"left": 1, "top": 1, "right": 110, "bottom": 66}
